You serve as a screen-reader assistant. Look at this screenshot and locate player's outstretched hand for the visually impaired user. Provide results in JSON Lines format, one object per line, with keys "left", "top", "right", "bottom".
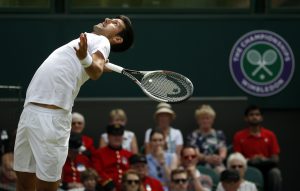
{"left": 74, "top": 33, "right": 88, "bottom": 60}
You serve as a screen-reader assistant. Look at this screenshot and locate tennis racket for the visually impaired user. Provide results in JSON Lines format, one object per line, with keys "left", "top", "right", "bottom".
{"left": 105, "top": 63, "right": 194, "bottom": 103}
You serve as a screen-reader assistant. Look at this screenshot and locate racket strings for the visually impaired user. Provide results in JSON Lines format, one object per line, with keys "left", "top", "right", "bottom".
{"left": 141, "top": 72, "right": 193, "bottom": 102}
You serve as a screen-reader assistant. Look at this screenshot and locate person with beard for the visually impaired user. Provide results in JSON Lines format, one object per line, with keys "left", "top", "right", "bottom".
{"left": 233, "top": 105, "right": 282, "bottom": 191}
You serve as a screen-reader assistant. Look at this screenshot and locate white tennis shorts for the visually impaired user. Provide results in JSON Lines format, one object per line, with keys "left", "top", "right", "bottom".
{"left": 13, "top": 103, "right": 72, "bottom": 182}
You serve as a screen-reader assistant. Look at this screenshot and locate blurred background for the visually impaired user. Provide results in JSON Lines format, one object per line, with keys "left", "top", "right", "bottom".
{"left": 0, "top": 0, "right": 299, "bottom": 190}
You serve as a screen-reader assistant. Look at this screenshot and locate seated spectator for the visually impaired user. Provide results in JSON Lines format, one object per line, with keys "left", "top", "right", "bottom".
{"left": 0, "top": 152, "right": 17, "bottom": 190}
{"left": 99, "top": 108, "right": 138, "bottom": 153}
{"left": 218, "top": 169, "right": 241, "bottom": 191}
{"left": 216, "top": 152, "right": 257, "bottom": 191}
{"left": 144, "top": 103, "right": 183, "bottom": 156}
{"left": 121, "top": 169, "right": 145, "bottom": 191}
{"left": 129, "top": 154, "right": 164, "bottom": 191}
{"left": 72, "top": 112, "right": 96, "bottom": 158}
{"left": 61, "top": 132, "right": 93, "bottom": 190}
{"left": 233, "top": 105, "right": 282, "bottom": 191}
{"left": 81, "top": 168, "right": 104, "bottom": 191}
{"left": 169, "top": 168, "right": 190, "bottom": 191}
{"left": 186, "top": 105, "right": 227, "bottom": 174}
{"left": 180, "top": 145, "right": 213, "bottom": 191}
{"left": 93, "top": 124, "right": 133, "bottom": 191}
{"left": 146, "top": 129, "right": 178, "bottom": 191}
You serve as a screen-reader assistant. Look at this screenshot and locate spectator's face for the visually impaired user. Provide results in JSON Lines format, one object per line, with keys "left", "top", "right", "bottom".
{"left": 108, "top": 134, "right": 123, "bottom": 148}
{"left": 222, "top": 181, "right": 240, "bottom": 191}
{"left": 124, "top": 173, "right": 140, "bottom": 191}
{"left": 170, "top": 172, "right": 189, "bottom": 191}
{"left": 196, "top": 114, "right": 214, "bottom": 130}
{"left": 111, "top": 116, "right": 127, "bottom": 126}
{"left": 83, "top": 177, "right": 97, "bottom": 190}
{"left": 181, "top": 148, "right": 198, "bottom": 167}
{"left": 245, "top": 109, "right": 263, "bottom": 126}
{"left": 150, "top": 132, "right": 165, "bottom": 150}
{"left": 229, "top": 159, "right": 246, "bottom": 179}
{"left": 131, "top": 163, "right": 148, "bottom": 178}
{"left": 72, "top": 119, "right": 84, "bottom": 133}
{"left": 156, "top": 113, "right": 172, "bottom": 128}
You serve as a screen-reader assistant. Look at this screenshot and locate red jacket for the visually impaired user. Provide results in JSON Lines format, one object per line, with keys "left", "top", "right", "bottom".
{"left": 93, "top": 146, "right": 133, "bottom": 191}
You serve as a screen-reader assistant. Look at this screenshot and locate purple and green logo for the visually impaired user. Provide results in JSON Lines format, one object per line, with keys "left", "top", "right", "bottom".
{"left": 229, "top": 30, "right": 294, "bottom": 97}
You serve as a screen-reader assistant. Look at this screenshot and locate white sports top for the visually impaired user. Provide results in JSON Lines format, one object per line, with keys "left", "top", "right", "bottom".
{"left": 24, "top": 33, "right": 110, "bottom": 111}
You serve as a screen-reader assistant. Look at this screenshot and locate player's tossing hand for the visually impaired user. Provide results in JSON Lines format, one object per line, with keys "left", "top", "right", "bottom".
{"left": 74, "top": 33, "right": 88, "bottom": 60}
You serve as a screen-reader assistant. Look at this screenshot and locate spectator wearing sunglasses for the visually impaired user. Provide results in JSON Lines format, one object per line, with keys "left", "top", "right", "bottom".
{"left": 129, "top": 154, "right": 164, "bottom": 191}
{"left": 180, "top": 145, "right": 213, "bottom": 191}
{"left": 72, "top": 112, "right": 96, "bottom": 158}
{"left": 121, "top": 169, "right": 145, "bottom": 191}
{"left": 169, "top": 168, "right": 189, "bottom": 191}
{"left": 216, "top": 152, "right": 257, "bottom": 191}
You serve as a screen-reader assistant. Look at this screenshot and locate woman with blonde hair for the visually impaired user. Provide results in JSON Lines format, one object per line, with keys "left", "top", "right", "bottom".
{"left": 186, "top": 104, "right": 227, "bottom": 174}
{"left": 99, "top": 108, "right": 138, "bottom": 153}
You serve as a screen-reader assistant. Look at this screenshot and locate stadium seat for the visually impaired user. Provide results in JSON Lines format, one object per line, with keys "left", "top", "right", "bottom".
{"left": 197, "top": 165, "right": 220, "bottom": 191}
{"left": 245, "top": 166, "right": 264, "bottom": 191}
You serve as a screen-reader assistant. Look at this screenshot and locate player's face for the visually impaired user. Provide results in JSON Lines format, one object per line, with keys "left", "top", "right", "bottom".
{"left": 94, "top": 18, "right": 125, "bottom": 39}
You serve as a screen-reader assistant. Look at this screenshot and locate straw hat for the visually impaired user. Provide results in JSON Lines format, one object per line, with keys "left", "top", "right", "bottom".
{"left": 154, "top": 102, "right": 176, "bottom": 119}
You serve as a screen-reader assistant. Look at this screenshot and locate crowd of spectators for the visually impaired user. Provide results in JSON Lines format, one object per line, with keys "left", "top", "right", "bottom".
{"left": 0, "top": 103, "right": 282, "bottom": 191}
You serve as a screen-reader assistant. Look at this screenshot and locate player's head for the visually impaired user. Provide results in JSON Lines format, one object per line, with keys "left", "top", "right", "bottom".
{"left": 93, "top": 15, "right": 134, "bottom": 52}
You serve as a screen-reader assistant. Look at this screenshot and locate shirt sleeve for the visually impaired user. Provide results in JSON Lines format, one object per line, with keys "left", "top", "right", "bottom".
{"left": 87, "top": 34, "right": 110, "bottom": 60}
{"left": 270, "top": 132, "right": 280, "bottom": 155}
{"left": 144, "top": 129, "right": 151, "bottom": 143}
{"left": 175, "top": 129, "right": 183, "bottom": 145}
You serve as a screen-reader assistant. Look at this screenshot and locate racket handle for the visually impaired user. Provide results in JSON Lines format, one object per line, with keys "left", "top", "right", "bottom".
{"left": 105, "top": 63, "right": 124, "bottom": 73}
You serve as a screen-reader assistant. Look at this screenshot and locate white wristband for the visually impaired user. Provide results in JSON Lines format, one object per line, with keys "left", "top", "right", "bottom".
{"left": 80, "top": 54, "right": 93, "bottom": 68}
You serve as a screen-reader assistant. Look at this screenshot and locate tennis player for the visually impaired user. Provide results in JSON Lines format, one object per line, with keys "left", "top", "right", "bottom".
{"left": 13, "top": 15, "right": 134, "bottom": 191}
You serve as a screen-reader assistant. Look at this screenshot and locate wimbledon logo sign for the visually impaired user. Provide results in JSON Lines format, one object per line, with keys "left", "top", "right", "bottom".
{"left": 229, "top": 30, "right": 295, "bottom": 97}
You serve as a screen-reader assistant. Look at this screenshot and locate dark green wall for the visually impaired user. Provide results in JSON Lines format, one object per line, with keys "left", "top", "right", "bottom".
{"left": 0, "top": 15, "right": 299, "bottom": 108}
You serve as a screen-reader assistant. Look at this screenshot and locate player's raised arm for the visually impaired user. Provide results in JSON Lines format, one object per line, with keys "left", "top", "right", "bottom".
{"left": 74, "top": 33, "right": 105, "bottom": 80}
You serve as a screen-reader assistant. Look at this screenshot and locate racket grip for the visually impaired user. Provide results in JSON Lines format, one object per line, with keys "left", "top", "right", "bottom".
{"left": 105, "top": 63, "right": 124, "bottom": 73}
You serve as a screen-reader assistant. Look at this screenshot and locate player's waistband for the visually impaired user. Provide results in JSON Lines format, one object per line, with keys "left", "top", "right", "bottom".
{"left": 25, "top": 103, "right": 70, "bottom": 115}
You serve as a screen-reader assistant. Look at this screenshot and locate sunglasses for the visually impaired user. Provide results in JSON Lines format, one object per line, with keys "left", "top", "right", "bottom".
{"left": 126, "top": 180, "right": 140, "bottom": 185}
{"left": 230, "top": 165, "right": 244, "bottom": 169}
{"left": 183, "top": 155, "right": 197, "bottom": 160}
{"left": 172, "top": 179, "right": 188, "bottom": 184}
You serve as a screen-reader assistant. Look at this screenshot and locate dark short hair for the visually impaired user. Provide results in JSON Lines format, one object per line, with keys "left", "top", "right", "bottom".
{"left": 171, "top": 168, "right": 188, "bottom": 181}
{"left": 180, "top": 144, "right": 197, "bottom": 156}
{"left": 220, "top": 169, "right": 240, "bottom": 183}
{"left": 129, "top": 154, "right": 147, "bottom": 165}
{"left": 111, "top": 15, "right": 134, "bottom": 52}
{"left": 244, "top": 104, "right": 262, "bottom": 116}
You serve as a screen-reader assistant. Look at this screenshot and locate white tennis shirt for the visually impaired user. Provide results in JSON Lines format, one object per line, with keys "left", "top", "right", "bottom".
{"left": 24, "top": 33, "right": 110, "bottom": 111}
